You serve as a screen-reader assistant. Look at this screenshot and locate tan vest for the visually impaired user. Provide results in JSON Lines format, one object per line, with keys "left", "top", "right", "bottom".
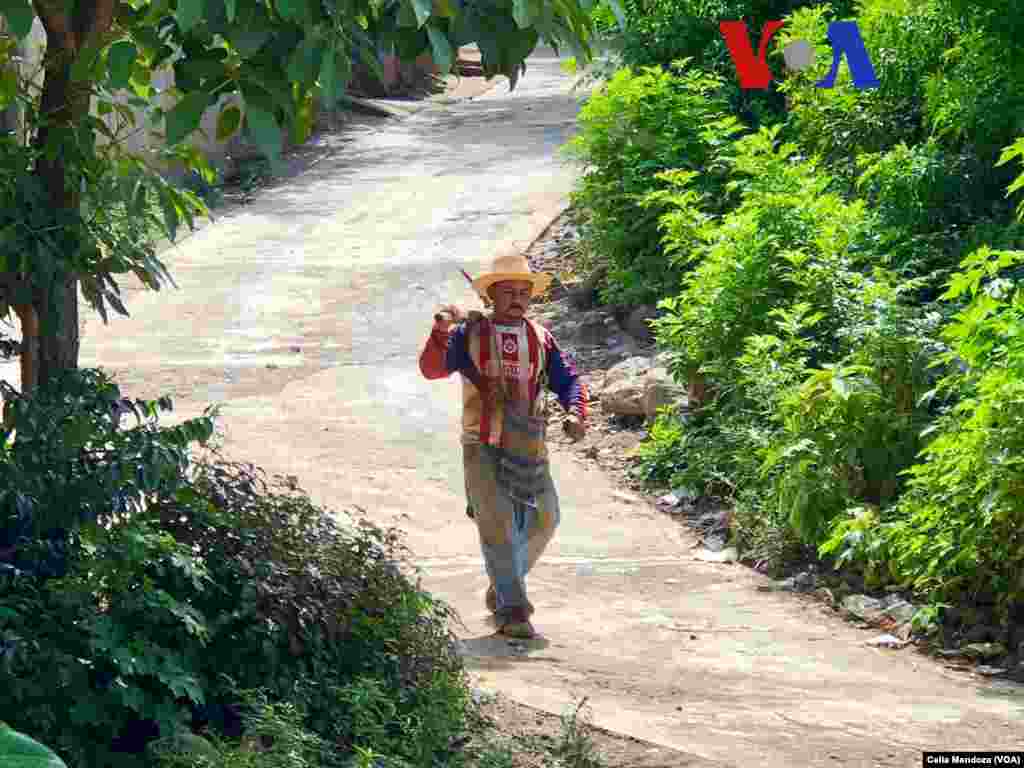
{"left": 459, "top": 316, "right": 549, "bottom": 451}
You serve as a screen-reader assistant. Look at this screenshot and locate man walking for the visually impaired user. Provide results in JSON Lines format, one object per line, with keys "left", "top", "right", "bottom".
{"left": 419, "top": 246, "right": 588, "bottom": 639}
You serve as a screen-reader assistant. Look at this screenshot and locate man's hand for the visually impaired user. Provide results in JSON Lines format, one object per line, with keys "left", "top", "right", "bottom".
{"left": 563, "top": 414, "right": 586, "bottom": 442}
{"left": 433, "top": 304, "right": 465, "bottom": 333}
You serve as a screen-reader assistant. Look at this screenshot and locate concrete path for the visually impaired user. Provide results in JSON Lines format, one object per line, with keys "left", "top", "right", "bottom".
{"left": 14, "top": 45, "right": 1023, "bottom": 767}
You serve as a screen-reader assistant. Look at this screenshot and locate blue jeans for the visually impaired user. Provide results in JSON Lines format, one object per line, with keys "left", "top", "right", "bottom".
{"left": 463, "top": 442, "right": 560, "bottom": 616}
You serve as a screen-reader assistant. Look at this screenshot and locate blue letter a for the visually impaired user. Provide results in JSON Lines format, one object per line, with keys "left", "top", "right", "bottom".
{"left": 816, "top": 21, "right": 879, "bottom": 89}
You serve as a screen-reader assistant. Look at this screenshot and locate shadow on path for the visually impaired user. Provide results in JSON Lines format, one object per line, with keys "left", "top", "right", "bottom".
{"left": 458, "top": 634, "right": 557, "bottom": 669}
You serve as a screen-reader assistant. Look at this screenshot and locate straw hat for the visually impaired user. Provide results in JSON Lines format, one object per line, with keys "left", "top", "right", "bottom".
{"left": 471, "top": 245, "right": 552, "bottom": 301}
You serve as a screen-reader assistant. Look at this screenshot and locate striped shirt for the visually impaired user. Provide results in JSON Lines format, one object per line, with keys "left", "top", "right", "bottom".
{"left": 419, "top": 316, "right": 587, "bottom": 445}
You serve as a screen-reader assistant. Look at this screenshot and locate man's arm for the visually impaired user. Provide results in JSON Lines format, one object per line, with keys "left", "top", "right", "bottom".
{"left": 544, "top": 333, "right": 588, "bottom": 423}
{"left": 419, "top": 322, "right": 471, "bottom": 379}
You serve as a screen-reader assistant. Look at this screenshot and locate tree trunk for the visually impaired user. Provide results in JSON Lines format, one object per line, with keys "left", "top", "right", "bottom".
{"left": 28, "top": 19, "right": 84, "bottom": 393}
{"left": 11, "top": 0, "right": 115, "bottom": 394}
{"left": 33, "top": 273, "right": 79, "bottom": 390}
{"left": 13, "top": 302, "right": 39, "bottom": 393}
{"left": 688, "top": 371, "right": 707, "bottom": 409}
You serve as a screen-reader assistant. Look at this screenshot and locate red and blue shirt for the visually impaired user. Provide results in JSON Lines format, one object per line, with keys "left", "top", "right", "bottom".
{"left": 420, "top": 316, "right": 587, "bottom": 446}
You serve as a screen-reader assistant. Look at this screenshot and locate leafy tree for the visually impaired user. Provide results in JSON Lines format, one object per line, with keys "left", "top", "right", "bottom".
{"left": 0, "top": 722, "right": 67, "bottom": 768}
{"left": 0, "top": 0, "right": 595, "bottom": 395}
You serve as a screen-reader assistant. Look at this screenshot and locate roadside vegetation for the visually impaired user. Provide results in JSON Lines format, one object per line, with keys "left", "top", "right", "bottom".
{"left": 0, "top": 369, "right": 471, "bottom": 767}
{"left": 565, "top": 0, "right": 1024, "bottom": 637}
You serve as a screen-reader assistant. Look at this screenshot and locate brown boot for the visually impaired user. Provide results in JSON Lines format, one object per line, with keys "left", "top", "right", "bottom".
{"left": 498, "top": 606, "right": 536, "bottom": 639}
{"left": 486, "top": 586, "right": 534, "bottom": 616}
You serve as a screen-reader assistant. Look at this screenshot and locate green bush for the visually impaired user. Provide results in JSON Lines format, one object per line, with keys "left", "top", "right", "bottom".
{"left": 757, "top": 281, "right": 940, "bottom": 546}
{"left": 157, "top": 448, "right": 468, "bottom": 765}
{"left": 782, "top": 0, "right": 1023, "bottom": 209}
{"left": 615, "top": 0, "right": 854, "bottom": 78}
{"left": 780, "top": 0, "right": 949, "bottom": 168}
{"left": 616, "top": 0, "right": 1024, "bottom": 610}
{"left": 561, "top": 60, "right": 743, "bottom": 306}
{"left": 640, "top": 125, "right": 947, "bottom": 564}
{"left": 0, "top": 369, "right": 469, "bottom": 768}
{"left": 618, "top": 0, "right": 740, "bottom": 73}
{"left": 0, "top": 369, "right": 220, "bottom": 767}
{"left": 0, "top": 366, "right": 217, "bottom": 578}
{"left": 824, "top": 247, "right": 1024, "bottom": 616}
{"left": 650, "top": 126, "right": 876, "bottom": 381}
{"left": 853, "top": 141, "right": 973, "bottom": 273}
{"left": 588, "top": 0, "right": 624, "bottom": 37}
{"left": 614, "top": 0, "right": 857, "bottom": 125}
{"left": 922, "top": 4, "right": 1024, "bottom": 167}
{"left": 150, "top": 689, "right": 356, "bottom": 768}
{"left": 819, "top": 145, "right": 1024, "bottom": 607}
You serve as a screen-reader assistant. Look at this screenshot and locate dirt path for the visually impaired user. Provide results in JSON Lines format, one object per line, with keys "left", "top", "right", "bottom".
{"left": 11, "top": 45, "right": 1023, "bottom": 767}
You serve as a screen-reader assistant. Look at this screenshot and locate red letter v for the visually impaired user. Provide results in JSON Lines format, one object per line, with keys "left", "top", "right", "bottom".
{"left": 719, "top": 20, "right": 785, "bottom": 89}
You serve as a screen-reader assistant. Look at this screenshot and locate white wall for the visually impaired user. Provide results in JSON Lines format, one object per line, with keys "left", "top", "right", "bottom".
{"left": 14, "top": 19, "right": 254, "bottom": 179}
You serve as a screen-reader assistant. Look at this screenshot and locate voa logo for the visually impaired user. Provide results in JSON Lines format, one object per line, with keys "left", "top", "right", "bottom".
{"left": 719, "top": 19, "right": 880, "bottom": 90}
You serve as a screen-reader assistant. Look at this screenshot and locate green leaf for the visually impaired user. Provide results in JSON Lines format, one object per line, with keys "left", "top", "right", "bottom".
{"left": 0, "top": 723, "right": 68, "bottom": 768}
{"left": 201, "top": 0, "right": 229, "bottom": 33}
{"left": 0, "top": 0, "right": 33, "bottom": 39}
{"left": 449, "top": 10, "right": 481, "bottom": 47}
{"left": 158, "top": 186, "right": 181, "bottom": 241}
{"left": 513, "top": 0, "right": 539, "bottom": 29}
{"left": 336, "top": 51, "right": 351, "bottom": 96}
{"left": 292, "top": 90, "right": 315, "bottom": 144}
{"left": 397, "top": 0, "right": 418, "bottom": 27}
{"left": 215, "top": 104, "right": 241, "bottom": 140}
{"left": 287, "top": 37, "right": 324, "bottom": 85}
{"left": 392, "top": 27, "right": 429, "bottom": 60}
{"left": 410, "top": 0, "right": 432, "bottom": 28}
{"left": 502, "top": 27, "right": 539, "bottom": 88}
{"left": 227, "top": 27, "right": 272, "bottom": 57}
{"left": 239, "top": 79, "right": 278, "bottom": 115}
{"left": 225, "top": 0, "right": 236, "bottom": 22}
{"left": 61, "top": 415, "right": 92, "bottom": 450}
{"left": 995, "top": 138, "right": 1024, "bottom": 168}
{"left": 175, "top": 0, "right": 204, "bottom": 33}
{"left": 165, "top": 92, "right": 211, "bottom": 145}
{"left": 107, "top": 41, "right": 137, "bottom": 90}
{"left": 318, "top": 44, "right": 338, "bottom": 105}
{"left": 606, "top": 0, "right": 626, "bottom": 30}
{"left": 118, "top": 686, "right": 146, "bottom": 715}
{"left": 227, "top": 0, "right": 275, "bottom": 53}
{"left": 426, "top": 23, "right": 453, "bottom": 75}
{"left": 245, "top": 106, "right": 282, "bottom": 163}
{"left": 179, "top": 56, "right": 229, "bottom": 86}
{"left": 159, "top": 732, "right": 218, "bottom": 760}
{"left": 240, "top": 65, "right": 295, "bottom": 117}
{"left": 105, "top": 288, "right": 128, "bottom": 317}
{"left": 131, "top": 27, "right": 161, "bottom": 59}
{"left": 275, "top": 0, "right": 306, "bottom": 22}
{"left": 129, "top": 63, "right": 152, "bottom": 100}
{"left": 70, "top": 43, "right": 103, "bottom": 82}
{"left": 0, "top": 68, "right": 17, "bottom": 109}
